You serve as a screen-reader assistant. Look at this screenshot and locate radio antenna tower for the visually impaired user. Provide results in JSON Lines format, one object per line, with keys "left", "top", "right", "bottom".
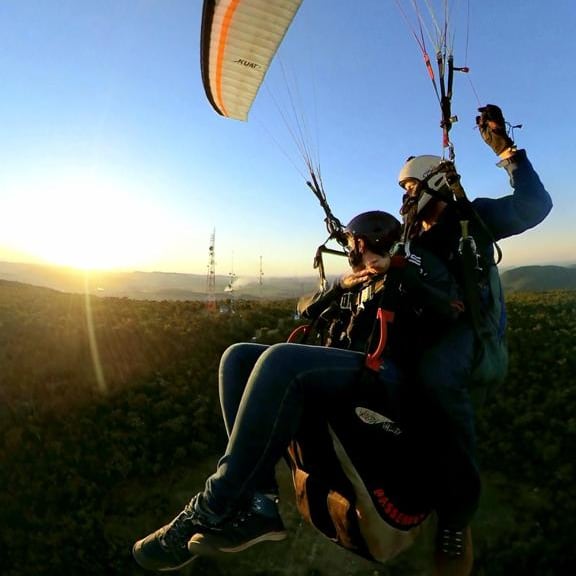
{"left": 259, "top": 255, "right": 264, "bottom": 299}
{"left": 226, "top": 252, "right": 237, "bottom": 314}
{"left": 206, "top": 228, "right": 216, "bottom": 310}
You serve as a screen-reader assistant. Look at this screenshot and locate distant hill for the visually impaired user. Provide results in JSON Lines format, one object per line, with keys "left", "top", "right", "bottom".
{"left": 0, "top": 260, "right": 320, "bottom": 301}
{"left": 4, "top": 260, "right": 574, "bottom": 301}
{"left": 501, "top": 265, "right": 576, "bottom": 292}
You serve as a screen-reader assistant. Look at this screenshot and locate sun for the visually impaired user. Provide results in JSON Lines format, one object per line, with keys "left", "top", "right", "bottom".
{"left": 4, "top": 170, "right": 164, "bottom": 271}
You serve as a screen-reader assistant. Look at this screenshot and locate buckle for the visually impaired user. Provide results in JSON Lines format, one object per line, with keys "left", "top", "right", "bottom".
{"left": 340, "top": 292, "right": 353, "bottom": 310}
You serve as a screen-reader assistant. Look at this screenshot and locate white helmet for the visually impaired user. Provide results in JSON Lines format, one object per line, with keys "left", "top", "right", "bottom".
{"left": 398, "top": 155, "right": 450, "bottom": 214}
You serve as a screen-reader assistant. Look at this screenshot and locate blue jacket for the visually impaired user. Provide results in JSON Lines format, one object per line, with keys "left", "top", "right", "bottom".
{"left": 473, "top": 149, "right": 552, "bottom": 240}
{"left": 410, "top": 149, "right": 553, "bottom": 271}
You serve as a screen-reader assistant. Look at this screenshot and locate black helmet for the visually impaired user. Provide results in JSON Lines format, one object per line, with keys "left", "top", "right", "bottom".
{"left": 343, "top": 211, "right": 401, "bottom": 255}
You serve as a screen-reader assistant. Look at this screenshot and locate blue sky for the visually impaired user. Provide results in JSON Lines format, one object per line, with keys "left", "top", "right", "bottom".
{"left": 0, "top": 1, "right": 574, "bottom": 278}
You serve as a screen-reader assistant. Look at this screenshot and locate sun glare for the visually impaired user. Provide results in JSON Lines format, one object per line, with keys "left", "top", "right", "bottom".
{"left": 4, "top": 170, "right": 165, "bottom": 271}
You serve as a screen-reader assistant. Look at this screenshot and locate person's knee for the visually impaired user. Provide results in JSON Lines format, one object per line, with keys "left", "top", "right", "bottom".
{"left": 220, "top": 342, "right": 237, "bottom": 361}
{"left": 219, "top": 344, "right": 243, "bottom": 378}
{"left": 255, "top": 343, "right": 297, "bottom": 371}
{"left": 224, "top": 341, "right": 261, "bottom": 358}
{"left": 221, "top": 342, "right": 266, "bottom": 368}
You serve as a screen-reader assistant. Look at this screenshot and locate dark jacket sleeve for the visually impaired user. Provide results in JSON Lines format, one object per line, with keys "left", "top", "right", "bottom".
{"left": 401, "top": 251, "right": 462, "bottom": 321}
{"left": 297, "top": 281, "right": 344, "bottom": 320}
{"left": 471, "top": 149, "right": 553, "bottom": 241}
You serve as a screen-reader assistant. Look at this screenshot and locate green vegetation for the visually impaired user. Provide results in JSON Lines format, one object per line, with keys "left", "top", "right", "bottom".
{"left": 0, "top": 281, "right": 574, "bottom": 575}
{"left": 474, "top": 291, "right": 576, "bottom": 575}
{"left": 500, "top": 265, "right": 576, "bottom": 292}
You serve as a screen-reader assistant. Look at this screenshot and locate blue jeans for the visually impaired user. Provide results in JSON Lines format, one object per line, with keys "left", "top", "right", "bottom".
{"left": 217, "top": 343, "right": 279, "bottom": 496}
{"left": 201, "top": 342, "right": 400, "bottom": 518}
{"left": 415, "top": 320, "right": 481, "bottom": 529}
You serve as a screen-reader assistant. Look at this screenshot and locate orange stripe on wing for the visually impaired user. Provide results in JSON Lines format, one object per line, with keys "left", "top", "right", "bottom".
{"left": 215, "top": 0, "right": 242, "bottom": 117}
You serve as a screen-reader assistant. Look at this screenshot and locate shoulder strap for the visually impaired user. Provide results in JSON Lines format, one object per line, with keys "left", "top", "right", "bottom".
{"left": 458, "top": 221, "right": 487, "bottom": 338}
{"left": 363, "top": 265, "right": 404, "bottom": 372}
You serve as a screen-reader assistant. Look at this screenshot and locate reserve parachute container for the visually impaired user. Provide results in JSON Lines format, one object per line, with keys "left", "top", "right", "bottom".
{"left": 200, "top": 0, "right": 303, "bottom": 121}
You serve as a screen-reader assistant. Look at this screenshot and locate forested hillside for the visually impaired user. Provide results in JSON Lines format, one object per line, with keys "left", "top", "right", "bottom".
{"left": 0, "top": 281, "right": 574, "bottom": 576}
{"left": 501, "top": 265, "right": 576, "bottom": 292}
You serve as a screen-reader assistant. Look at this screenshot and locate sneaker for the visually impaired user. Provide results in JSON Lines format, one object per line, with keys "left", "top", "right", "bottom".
{"left": 188, "top": 493, "right": 287, "bottom": 556}
{"left": 132, "top": 494, "right": 218, "bottom": 572}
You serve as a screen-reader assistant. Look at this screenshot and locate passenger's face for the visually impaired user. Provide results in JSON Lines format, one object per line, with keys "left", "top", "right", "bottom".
{"left": 345, "top": 235, "right": 366, "bottom": 272}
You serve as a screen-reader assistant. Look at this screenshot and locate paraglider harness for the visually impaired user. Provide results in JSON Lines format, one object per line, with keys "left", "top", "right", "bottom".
{"left": 401, "top": 160, "right": 508, "bottom": 401}
{"left": 285, "top": 180, "right": 434, "bottom": 564}
{"left": 286, "top": 258, "right": 434, "bottom": 563}
{"left": 289, "top": 171, "right": 403, "bottom": 373}
{"left": 292, "top": 261, "right": 404, "bottom": 372}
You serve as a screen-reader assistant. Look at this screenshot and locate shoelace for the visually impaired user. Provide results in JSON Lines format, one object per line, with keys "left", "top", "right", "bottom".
{"left": 161, "top": 499, "right": 199, "bottom": 550}
{"left": 437, "top": 528, "right": 465, "bottom": 557}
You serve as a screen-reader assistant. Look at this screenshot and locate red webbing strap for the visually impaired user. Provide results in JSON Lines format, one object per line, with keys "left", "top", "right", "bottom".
{"left": 363, "top": 256, "right": 407, "bottom": 372}
{"left": 287, "top": 324, "right": 311, "bottom": 343}
{"left": 365, "top": 308, "right": 396, "bottom": 372}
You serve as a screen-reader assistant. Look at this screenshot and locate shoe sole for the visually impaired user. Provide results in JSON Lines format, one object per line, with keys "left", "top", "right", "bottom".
{"left": 132, "top": 541, "right": 198, "bottom": 572}
{"left": 188, "top": 530, "right": 288, "bottom": 555}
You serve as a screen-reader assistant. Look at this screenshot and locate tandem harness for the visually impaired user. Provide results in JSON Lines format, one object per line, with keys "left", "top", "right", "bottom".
{"left": 286, "top": 257, "right": 433, "bottom": 565}
{"left": 289, "top": 256, "right": 407, "bottom": 373}
{"left": 340, "top": 277, "right": 386, "bottom": 311}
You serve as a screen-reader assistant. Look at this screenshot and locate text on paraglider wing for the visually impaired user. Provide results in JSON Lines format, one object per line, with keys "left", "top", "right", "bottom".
{"left": 233, "top": 58, "right": 261, "bottom": 70}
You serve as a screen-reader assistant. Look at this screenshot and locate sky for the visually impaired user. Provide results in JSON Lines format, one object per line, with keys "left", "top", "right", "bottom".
{"left": 0, "top": 0, "right": 574, "bottom": 278}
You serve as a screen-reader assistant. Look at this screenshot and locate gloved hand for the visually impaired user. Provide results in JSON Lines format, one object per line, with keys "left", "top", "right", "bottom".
{"left": 475, "top": 104, "right": 514, "bottom": 155}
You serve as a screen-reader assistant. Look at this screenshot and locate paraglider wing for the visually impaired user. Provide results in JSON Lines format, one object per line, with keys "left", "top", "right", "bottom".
{"left": 200, "top": 0, "right": 303, "bottom": 121}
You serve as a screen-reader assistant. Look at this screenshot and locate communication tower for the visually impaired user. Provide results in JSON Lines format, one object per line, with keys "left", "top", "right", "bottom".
{"left": 206, "top": 229, "right": 216, "bottom": 310}
{"left": 259, "top": 255, "right": 264, "bottom": 299}
{"left": 226, "top": 252, "right": 237, "bottom": 314}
